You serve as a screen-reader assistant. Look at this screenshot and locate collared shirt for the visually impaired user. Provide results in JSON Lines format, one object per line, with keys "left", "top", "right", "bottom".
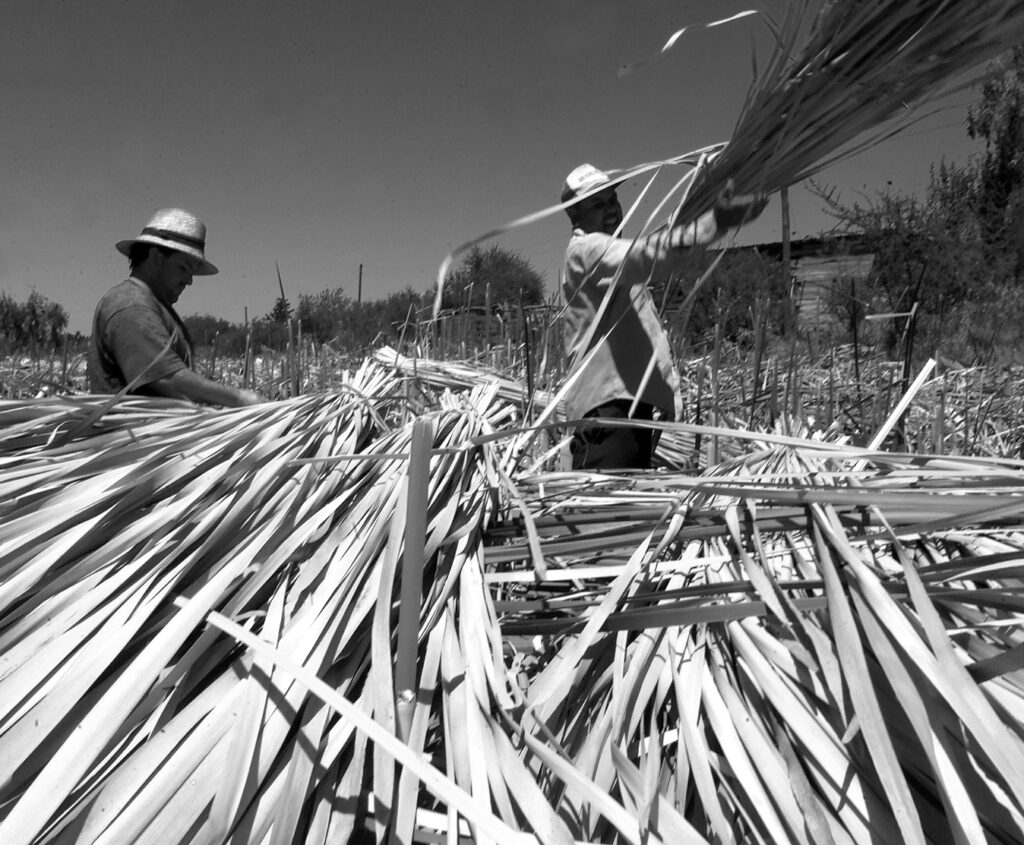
{"left": 87, "top": 277, "right": 193, "bottom": 394}
{"left": 561, "top": 228, "right": 683, "bottom": 421}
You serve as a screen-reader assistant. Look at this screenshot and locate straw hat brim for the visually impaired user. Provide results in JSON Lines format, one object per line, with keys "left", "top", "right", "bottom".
{"left": 115, "top": 235, "right": 219, "bottom": 276}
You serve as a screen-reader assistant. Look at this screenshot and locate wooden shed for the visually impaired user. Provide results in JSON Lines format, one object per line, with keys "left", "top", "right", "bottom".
{"left": 753, "top": 235, "right": 875, "bottom": 330}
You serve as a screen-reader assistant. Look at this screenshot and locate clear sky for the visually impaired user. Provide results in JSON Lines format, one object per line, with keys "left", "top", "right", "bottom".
{"left": 1, "top": 0, "right": 986, "bottom": 334}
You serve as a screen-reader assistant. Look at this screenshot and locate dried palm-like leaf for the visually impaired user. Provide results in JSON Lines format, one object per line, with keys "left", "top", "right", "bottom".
{"left": 673, "top": 0, "right": 1024, "bottom": 215}
{"left": 6, "top": 348, "right": 1024, "bottom": 842}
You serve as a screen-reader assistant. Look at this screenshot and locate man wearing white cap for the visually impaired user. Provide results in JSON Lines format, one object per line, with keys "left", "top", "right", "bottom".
{"left": 560, "top": 164, "right": 766, "bottom": 469}
{"left": 87, "top": 208, "right": 263, "bottom": 407}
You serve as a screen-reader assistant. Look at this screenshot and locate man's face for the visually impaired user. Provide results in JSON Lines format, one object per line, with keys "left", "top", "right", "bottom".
{"left": 149, "top": 249, "right": 199, "bottom": 306}
{"left": 573, "top": 187, "right": 623, "bottom": 235}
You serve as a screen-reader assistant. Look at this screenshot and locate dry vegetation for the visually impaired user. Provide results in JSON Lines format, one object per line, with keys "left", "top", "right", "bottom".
{"left": 6, "top": 1, "right": 1024, "bottom": 842}
{"left": 3, "top": 343, "right": 1024, "bottom": 844}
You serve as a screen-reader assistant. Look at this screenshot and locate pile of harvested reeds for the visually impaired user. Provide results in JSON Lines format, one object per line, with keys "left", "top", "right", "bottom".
{"left": 0, "top": 359, "right": 523, "bottom": 844}
{"left": 8, "top": 3, "right": 1024, "bottom": 839}
{"left": 4, "top": 349, "right": 1024, "bottom": 843}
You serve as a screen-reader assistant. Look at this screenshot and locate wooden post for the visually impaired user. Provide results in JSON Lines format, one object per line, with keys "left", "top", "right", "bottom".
{"left": 285, "top": 319, "right": 295, "bottom": 397}
{"left": 294, "top": 318, "right": 303, "bottom": 396}
{"left": 709, "top": 293, "right": 723, "bottom": 467}
{"left": 485, "top": 280, "right": 492, "bottom": 364}
{"left": 781, "top": 186, "right": 794, "bottom": 338}
{"left": 242, "top": 307, "right": 252, "bottom": 390}
{"left": 522, "top": 300, "right": 533, "bottom": 422}
{"left": 210, "top": 332, "right": 219, "bottom": 380}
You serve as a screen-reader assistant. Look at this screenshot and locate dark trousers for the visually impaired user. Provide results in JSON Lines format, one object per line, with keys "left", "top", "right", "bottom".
{"left": 570, "top": 400, "right": 658, "bottom": 470}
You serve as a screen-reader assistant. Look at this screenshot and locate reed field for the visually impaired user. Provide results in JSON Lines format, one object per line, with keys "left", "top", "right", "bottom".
{"left": 7, "top": 1, "right": 1024, "bottom": 842}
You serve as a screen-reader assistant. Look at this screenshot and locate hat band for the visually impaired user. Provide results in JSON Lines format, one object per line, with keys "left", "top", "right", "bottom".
{"left": 141, "top": 227, "right": 205, "bottom": 251}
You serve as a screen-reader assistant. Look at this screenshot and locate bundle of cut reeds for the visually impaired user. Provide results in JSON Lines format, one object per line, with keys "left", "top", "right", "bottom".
{"left": 673, "top": 0, "right": 1024, "bottom": 217}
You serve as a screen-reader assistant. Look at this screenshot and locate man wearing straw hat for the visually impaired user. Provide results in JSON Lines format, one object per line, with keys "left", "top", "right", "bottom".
{"left": 87, "top": 208, "right": 264, "bottom": 407}
{"left": 560, "top": 164, "right": 766, "bottom": 469}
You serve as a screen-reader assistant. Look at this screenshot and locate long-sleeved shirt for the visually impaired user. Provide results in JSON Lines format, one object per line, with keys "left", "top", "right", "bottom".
{"left": 561, "top": 228, "right": 685, "bottom": 421}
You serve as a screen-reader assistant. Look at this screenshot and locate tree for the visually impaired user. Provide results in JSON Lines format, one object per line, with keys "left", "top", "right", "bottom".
{"left": 439, "top": 245, "right": 545, "bottom": 311}
{"left": 0, "top": 290, "right": 69, "bottom": 352}
{"left": 967, "top": 44, "right": 1024, "bottom": 251}
{"left": 815, "top": 159, "right": 1024, "bottom": 365}
{"left": 183, "top": 314, "right": 248, "bottom": 357}
{"left": 291, "top": 287, "right": 428, "bottom": 351}
{"left": 360, "top": 287, "right": 427, "bottom": 348}
{"left": 296, "top": 288, "right": 351, "bottom": 346}
{"left": 267, "top": 262, "right": 293, "bottom": 324}
{"left": 810, "top": 45, "right": 1024, "bottom": 365}
{"left": 267, "top": 295, "right": 293, "bottom": 325}
{"left": 663, "top": 248, "right": 786, "bottom": 350}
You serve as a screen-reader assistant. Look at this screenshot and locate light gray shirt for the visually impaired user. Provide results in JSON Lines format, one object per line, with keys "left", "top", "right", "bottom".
{"left": 561, "top": 229, "right": 683, "bottom": 420}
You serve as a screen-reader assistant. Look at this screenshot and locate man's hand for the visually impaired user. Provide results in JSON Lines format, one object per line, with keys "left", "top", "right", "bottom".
{"left": 149, "top": 369, "right": 266, "bottom": 407}
{"left": 666, "top": 180, "right": 770, "bottom": 250}
{"left": 713, "top": 180, "right": 769, "bottom": 230}
{"left": 233, "top": 388, "right": 265, "bottom": 407}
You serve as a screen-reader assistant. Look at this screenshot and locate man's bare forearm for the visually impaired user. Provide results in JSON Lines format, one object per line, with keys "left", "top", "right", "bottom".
{"left": 148, "top": 369, "right": 264, "bottom": 407}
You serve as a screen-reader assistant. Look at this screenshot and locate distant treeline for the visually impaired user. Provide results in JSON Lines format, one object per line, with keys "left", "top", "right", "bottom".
{"left": 0, "top": 291, "right": 70, "bottom": 354}
{"left": 0, "top": 245, "right": 551, "bottom": 358}
{"left": 185, "top": 286, "right": 431, "bottom": 357}
{"left": 187, "top": 244, "right": 551, "bottom": 356}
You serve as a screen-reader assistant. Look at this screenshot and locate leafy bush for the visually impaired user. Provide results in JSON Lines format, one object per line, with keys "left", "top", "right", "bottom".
{"left": 436, "top": 245, "right": 545, "bottom": 312}
{"left": 0, "top": 291, "right": 69, "bottom": 353}
{"left": 654, "top": 248, "right": 786, "bottom": 352}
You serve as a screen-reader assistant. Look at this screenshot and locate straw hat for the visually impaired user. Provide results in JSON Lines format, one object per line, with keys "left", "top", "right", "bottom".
{"left": 559, "top": 163, "right": 622, "bottom": 205}
{"left": 116, "top": 208, "right": 218, "bottom": 276}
